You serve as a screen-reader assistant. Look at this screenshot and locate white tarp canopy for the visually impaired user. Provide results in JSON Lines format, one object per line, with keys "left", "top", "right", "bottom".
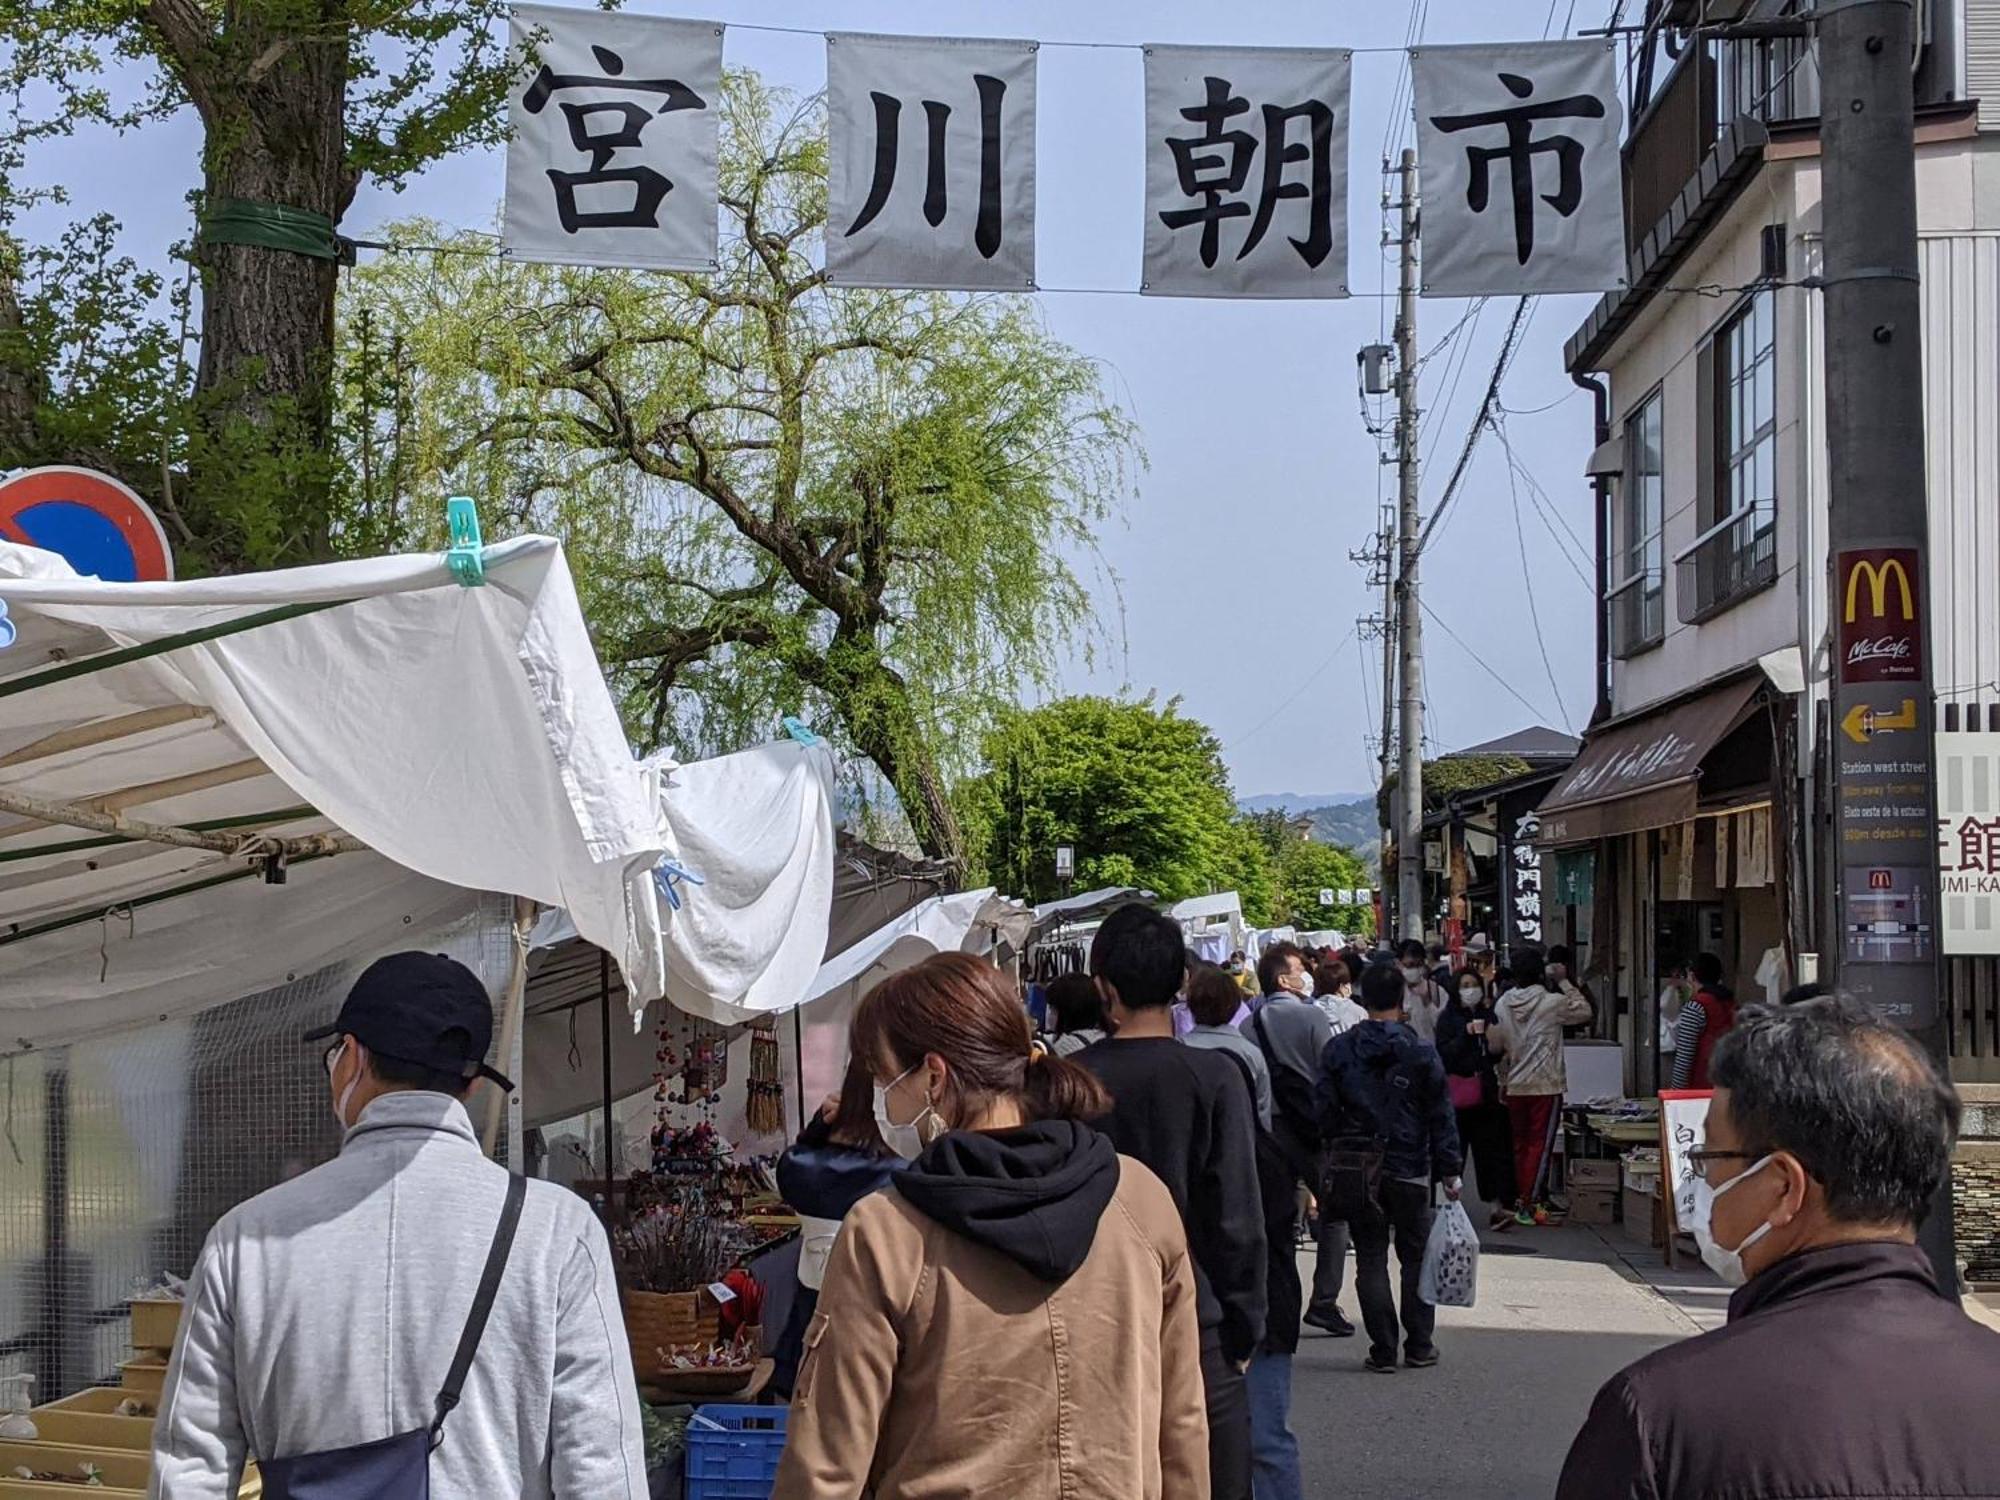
{"left": 0, "top": 536, "right": 670, "bottom": 1039}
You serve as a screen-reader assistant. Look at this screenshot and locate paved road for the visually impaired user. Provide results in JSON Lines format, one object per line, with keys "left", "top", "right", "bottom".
{"left": 1288, "top": 1219, "right": 1709, "bottom": 1499}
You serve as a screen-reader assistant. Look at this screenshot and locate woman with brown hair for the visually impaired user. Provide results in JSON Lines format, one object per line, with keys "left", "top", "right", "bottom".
{"left": 774, "top": 951, "right": 1210, "bottom": 1500}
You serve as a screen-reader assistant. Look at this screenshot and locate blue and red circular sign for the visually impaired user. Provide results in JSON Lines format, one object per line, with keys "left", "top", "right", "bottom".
{"left": 0, "top": 465, "right": 174, "bottom": 582}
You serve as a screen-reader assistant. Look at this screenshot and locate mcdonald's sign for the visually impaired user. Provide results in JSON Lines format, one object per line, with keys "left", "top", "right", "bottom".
{"left": 1837, "top": 547, "right": 1924, "bottom": 684}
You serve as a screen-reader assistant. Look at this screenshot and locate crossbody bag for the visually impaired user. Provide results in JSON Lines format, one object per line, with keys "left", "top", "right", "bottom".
{"left": 259, "top": 1172, "right": 528, "bottom": 1500}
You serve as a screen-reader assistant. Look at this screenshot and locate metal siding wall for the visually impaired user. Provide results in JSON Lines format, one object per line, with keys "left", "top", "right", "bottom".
{"left": 1969, "top": 0, "right": 2000, "bottom": 131}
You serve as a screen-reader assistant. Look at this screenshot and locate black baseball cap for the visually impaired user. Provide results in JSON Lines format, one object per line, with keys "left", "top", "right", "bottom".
{"left": 304, "top": 951, "right": 515, "bottom": 1092}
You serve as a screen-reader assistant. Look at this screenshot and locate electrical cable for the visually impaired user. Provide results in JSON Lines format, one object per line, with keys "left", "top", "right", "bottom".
{"left": 1223, "top": 625, "right": 1358, "bottom": 749}
{"left": 1420, "top": 599, "right": 1565, "bottom": 727}
{"left": 1504, "top": 453, "right": 1577, "bottom": 732}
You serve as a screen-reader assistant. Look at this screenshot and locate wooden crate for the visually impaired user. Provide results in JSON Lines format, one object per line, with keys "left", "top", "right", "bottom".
{"left": 17, "top": 1397, "right": 263, "bottom": 1498}
{"left": 621, "top": 1288, "right": 722, "bottom": 1383}
{"left": 129, "top": 1299, "right": 182, "bottom": 1354}
{"left": 30, "top": 1387, "right": 153, "bottom": 1450}
{"left": 117, "top": 1359, "right": 167, "bottom": 1398}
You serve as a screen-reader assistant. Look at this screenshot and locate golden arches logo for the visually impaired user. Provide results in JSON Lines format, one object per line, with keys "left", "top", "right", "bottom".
{"left": 1844, "top": 557, "right": 1915, "bottom": 623}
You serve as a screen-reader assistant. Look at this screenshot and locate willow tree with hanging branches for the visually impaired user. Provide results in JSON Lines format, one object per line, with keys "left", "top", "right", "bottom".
{"left": 337, "top": 77, "right": 1140, "bottom": 872}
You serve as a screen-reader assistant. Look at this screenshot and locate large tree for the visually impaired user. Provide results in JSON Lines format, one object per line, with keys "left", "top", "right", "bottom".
{"left": 1273, "top": 837, "right": 1374, "bottom": 936}
{"left": 0, "top": 0, "right": 517, "bottom": 569}
{"left": 337, "top": 79, "right": 1137, "bottom": 873}
{"left": 956, "top": 694, "right": 1274, "bottom": 921}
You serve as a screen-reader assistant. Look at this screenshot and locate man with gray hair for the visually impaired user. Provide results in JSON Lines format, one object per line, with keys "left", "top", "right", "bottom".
{"left": 1556, "top": 997, "right": 1998, "bottom": 1499}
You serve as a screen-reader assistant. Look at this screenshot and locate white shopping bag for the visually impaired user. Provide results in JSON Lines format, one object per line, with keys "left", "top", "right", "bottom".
{"left": 1419, "top": 1199, "right": 1480, "bottom": 1308}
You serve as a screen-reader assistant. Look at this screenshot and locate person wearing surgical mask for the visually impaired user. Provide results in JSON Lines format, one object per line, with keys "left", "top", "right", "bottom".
{"left": 1393, "top": 939, "right": 1447, "bottom": 1044}
{"left": 776, "top": 951, "right": 1209, "bottom": 1500}
{"left": 1556, "top": 999, "right": 1996, "bottom": 1500}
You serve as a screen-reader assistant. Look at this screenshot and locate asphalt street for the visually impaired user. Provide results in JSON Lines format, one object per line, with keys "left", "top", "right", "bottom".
{"left": 1287, "top": 1218, "right": 1712, "bottom": 1499}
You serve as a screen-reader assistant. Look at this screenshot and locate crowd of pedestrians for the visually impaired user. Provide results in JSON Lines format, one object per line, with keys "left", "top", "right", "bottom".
{"left": 143, "top": 933, "right": 1997, "bottom": 1500}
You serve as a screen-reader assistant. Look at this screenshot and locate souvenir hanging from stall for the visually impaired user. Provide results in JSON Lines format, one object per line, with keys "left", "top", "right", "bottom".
{"left": 746, "top": 1017, "right": 785, "bottom": 1135}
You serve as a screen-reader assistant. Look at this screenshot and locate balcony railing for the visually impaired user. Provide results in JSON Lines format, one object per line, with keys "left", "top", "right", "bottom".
{"left": 1674, "top": 501, "right": 1777, "bottom": 624}
{"left": 1605, "top": 568, "right": 1665, "bottom": 657}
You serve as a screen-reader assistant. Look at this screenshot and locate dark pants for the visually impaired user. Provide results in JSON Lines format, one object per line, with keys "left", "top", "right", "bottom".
{"left": 1201, "top": 1334, "right": 1253, "bottom": 1500}
{"left": 1457, "top": 1102, "right": 1516, "bottom": 1209}
{"left": 1348, "top": 1179, "right": 1437, "bottom": 1363}
{"left": 1307, "top": 1213, "right": 1348, "bottom": 1316}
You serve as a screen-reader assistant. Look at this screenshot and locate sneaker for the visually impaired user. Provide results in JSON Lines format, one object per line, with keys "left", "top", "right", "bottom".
{"left": 1404, "top": 1346, "right": 1440, "bottom": 1369}
{"left": 1514, "top": 1206, "right": 1537, "bottom": 1228}
{"left": 1364, "top": 1352, "right": 1399, "bottom": 1374}
{"left": 1303, "top": 1306, "right": 1357, "bottom": 1338}
{"left": 1489, "top": 1207, "right": 1518, "bottom": 1232}
{"left": 1532, "top": 1203, "right": 1553, "bottom": 1227}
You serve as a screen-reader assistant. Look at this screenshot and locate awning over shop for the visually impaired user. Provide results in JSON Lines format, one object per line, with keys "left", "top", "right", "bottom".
{"left": 1535, "top": 675, "right": 1765, "bottom": 844}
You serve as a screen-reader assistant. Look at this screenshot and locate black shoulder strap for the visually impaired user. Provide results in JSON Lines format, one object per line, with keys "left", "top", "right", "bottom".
{"left": 432, "top": 1171, "right": 528, "bottom": 1444}
{"left": 1216, "top": 1045, "right": 1260, "bottom": 1114}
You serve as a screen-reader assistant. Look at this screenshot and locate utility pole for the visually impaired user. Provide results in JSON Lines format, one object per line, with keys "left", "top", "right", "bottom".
{"left": 1392, "top": 146, "right": 1426, "bottom": 943}
{"left": 1819, "top": 0, "right": 1955, "bottom": 1288}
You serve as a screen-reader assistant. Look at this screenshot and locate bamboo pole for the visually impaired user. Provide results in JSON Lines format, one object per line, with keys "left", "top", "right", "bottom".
{"left": 0, "top": 706, "right": 214, "bottom": 770}
{"left": 0, "top": 759, "right": 271, "bottom": 841}
{"left": 0, "top": 783, "right": 364, "bottom": 860}
{"left": 483, "top": 897, "right": 537, "bottom": 1159}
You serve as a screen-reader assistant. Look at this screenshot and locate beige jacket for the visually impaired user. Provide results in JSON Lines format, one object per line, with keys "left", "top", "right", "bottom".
{"left": 1491, "top": 981, "right": 1595, "bottom": 1095}
{"left": 773, "top": 1157, "right": 1209, "bottom": 1500}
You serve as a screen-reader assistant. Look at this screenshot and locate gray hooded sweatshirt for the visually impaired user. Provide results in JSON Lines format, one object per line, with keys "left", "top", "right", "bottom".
{"left": 150, "top": 1092, "right": 644, "bottom": 1498}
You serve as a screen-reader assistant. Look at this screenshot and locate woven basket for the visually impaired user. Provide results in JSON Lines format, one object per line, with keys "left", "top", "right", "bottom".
{"left": 622, "top": 1288, "right": 722, "bottom": 1381}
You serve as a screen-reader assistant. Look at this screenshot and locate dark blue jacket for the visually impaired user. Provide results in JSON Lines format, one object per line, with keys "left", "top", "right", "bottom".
{"left": 1314, "top": 1018, "right": 1463, "bottom": 1182}
{"left": 774, "top": 1124, "right": 905, "bottom": 1220}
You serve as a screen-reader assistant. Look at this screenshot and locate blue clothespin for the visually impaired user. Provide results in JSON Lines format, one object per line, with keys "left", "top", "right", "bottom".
{"left": 653, "top": 858, "right": 706, "bottom": 911}
{"left": 0, "top": 600, "right": 14, "bottom": 650}
{"left": 782, "top": 716, "right": 820, "bottom": 747}
{"left": 445, "top": 497, "right": 486, "bottom": 587}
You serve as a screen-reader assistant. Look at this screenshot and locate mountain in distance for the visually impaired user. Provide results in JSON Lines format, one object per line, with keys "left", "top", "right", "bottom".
{"left": 1238, "top": 791, "right": 1370, "bottom": 818}
{"left": 1308, "top": 798, "right": 1382, "bottom": 878}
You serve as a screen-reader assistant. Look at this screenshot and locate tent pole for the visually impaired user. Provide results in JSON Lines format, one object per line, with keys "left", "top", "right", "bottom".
{"left": 598, "top": 949, "right": 614, "bottom": 1190}
{"left": 0, "top": 783, "right": 363, "bottom": 861}
{"left": 794, "top": 1004, "right": 806, "bottom": 1137}
{"left": 0, "top": 806, "right": 317, "bottom": 865}
{"left": 0, "top": 598, "right": 353, "bottom": 702}
{"left": 0, "top": 851, "right": 343, "bottom": 951}
{"left": 482, "top": 898, "right": 535, "bottom": 1159}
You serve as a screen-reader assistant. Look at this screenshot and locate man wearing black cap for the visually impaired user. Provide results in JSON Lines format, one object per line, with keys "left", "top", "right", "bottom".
{"left": 152, "top": 952, "right": 646, "bottom": 1498}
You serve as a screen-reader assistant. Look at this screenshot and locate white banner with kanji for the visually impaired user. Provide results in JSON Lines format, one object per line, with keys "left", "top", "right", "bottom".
{"left": 1142, "top": 45, "right": 1351, "bottom": 298}
{"left": 826, "top": 32, "right": 1038, "bottom": 291}
{"left": 1939, "top": 729, "right": 2000, "bottom": 954}
{"left": 1411, "top": 40, "right": 1625, "bottom": 297}
{"left": 503, "top": 6, "right": 723, "bottom": 271}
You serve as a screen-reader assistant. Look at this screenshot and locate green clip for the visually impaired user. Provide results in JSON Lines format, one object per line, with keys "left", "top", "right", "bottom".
{"left": 445, "top": 497, "right": 485, "bottom": 587}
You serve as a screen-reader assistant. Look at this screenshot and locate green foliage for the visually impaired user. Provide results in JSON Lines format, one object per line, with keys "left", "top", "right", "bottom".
{"left": 335, "top": 78, "right": 1138, "bottom": 866}
{"left": 1377, "top": 754, "right": 1534, "bottom": 829}
{"left": 1273, "top": 838, "right": 1374, "bottom": 937}
{"left": 956, "top": 695, "right": 1259, "bottom": 909}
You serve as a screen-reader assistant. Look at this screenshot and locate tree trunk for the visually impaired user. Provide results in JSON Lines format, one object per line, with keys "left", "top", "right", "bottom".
{"left": 186, "top": 21, "right": 353, "bottom": 568}
{"left": 821, "top": 632, "right": 966, "bottom": 878}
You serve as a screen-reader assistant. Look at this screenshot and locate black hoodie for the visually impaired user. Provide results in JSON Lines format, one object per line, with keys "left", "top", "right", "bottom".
{"left": 893, "top": 1119, "right": 1120, "bottom": 1283}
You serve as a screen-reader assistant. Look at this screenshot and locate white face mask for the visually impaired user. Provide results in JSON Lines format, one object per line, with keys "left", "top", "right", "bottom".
{"left": 872, "top": 1062, "right": 942, "bottom": 1161}
{"left": 1290, "top": 970, "right": 1316, "bottom": 999}
{"left": 1402, "top": 964, "right": 1426, "bottom": 983}
{"left": 1688, "top": 1153, "right": 1778, "bottom": 1285}
{"left": 329, "top": 1039, "right": 362, "bottom": 1130}
{"left": 1459, "top": 985, "right": 1483, "bottom": 1004}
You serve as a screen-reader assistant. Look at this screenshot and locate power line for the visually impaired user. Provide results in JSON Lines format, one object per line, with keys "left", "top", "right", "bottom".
{"left": 1504, "top": 453, "right": 1577, "bottom": 732}
{"left": 1420, "top": 599, "right": 1564, "bottom": 727}
{"left": 1223, "top": 625, "right": 1359, "bottom": 749}
{"left": 1405, "top": 295, "right": 1531, "bottom": 573}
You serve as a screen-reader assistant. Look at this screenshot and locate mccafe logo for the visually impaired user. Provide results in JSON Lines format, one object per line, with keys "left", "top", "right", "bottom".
{"left": 1847, "top": 636, "right": 1914, "bottom": 666}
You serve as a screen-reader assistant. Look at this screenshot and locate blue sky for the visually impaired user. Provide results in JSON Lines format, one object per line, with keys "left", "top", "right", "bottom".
{"left": 22, "top": 0, "right": 1607, "bottom": 799}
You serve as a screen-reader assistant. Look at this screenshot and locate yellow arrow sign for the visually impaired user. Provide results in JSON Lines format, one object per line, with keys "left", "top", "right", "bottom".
{"left": 1842, "top": 698, "right": 1918, "bottom": 744}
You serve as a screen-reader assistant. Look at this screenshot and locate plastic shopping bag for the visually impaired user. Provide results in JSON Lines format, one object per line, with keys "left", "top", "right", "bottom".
{"left": 1418, "top": 1198, "right": 1480, "bottom": 1308}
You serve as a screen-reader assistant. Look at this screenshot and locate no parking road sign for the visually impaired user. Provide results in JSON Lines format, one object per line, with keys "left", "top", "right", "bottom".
{"left": 0, "top": 465, "right": 174, "bottom": 582}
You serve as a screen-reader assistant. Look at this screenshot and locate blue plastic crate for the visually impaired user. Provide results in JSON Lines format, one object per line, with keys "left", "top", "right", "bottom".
{"left": 684, "top": 1403, "right": 788, "bottom": 1500}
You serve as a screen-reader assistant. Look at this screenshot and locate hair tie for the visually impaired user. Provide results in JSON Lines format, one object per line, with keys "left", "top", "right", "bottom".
{"left": 1028, "top": 1039, "right": 1049, "bottom": 1064}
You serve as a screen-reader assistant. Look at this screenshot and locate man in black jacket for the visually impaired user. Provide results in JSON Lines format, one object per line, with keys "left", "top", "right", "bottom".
{"left": 1556, "top": 998, "right": 2000, "bottom": 1500}
{"left": 1079, "top": 905, "right": 1266, "bottom": 1500}
{"left": 1315, "top": 962, "right": 1463, "bottom": 1374}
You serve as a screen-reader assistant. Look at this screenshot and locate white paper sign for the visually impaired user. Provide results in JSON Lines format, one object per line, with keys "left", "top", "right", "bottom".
{"left": 1412, "top": 40, "right": 1626, "bottom": 297}
{"left": 1660, "top": 1089, "right": 1712, "bottom": 1236}
{"left": 827, "top": 32, "right": 1038, "bottom": 290}
{"left": 1142, "top": 45, "right": 1351, "bottom": 298}
{"left": 503, "top": 6, "right": 722, "bottom": 271}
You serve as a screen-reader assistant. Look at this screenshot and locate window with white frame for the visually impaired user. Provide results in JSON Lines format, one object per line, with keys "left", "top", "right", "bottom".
{"left": 1679, "top": 287, "right": 1778, "bottom": 621}
{"left": 1612, "top": 389, "right": 1665, "bottom": 655}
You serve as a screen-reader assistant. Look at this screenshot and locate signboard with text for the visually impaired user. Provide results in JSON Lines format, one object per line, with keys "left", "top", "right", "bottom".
{"left": 1937, "top": 728, "right": 2000, "bottom": 955}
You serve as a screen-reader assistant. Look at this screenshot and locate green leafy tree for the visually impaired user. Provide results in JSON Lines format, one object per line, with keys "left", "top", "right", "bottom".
{"left": 957, "top": 695, "right": 1267, "bottom": 917}
{"left": 0, "top": 0, "right": 518, "bottom": 569}
{"left": 1274, "top": 838, "right": 1374, "bottom": 937}
{"left": 336, "top": 79, "right": 1138, "bottom": 873}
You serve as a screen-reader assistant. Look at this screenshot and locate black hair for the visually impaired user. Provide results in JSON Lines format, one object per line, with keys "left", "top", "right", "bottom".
{"left": 1693, "top": 952, "right": 1725, "bottom": 986}
{"left": 1046, "top": 972, "right": 1105, "bottom": 1036}
{"left": 1359, "top": 961, "right": 1405, "bottom": 1014}
{"left": 1509, "top": 946, "right": 1547, "bottom": 987}
{"left": 1185, "top": 964, "right": 1247, "bottom": 1027}
{"left": 369, "top": 1049, "right": 475, "bottom": 1097}
{"left": 1089, "top": 903, "right": 1186, "bottom": 1011}
{"left": 1257, "top": 940, "right": 1307, "bottom": 997}
{"left": 1780, "top": 981, "right": 1831, "bottom": 1006}
{"left": 1427, "top": 943, "right": 1446, "bottom": 962}
{"left": 1711, "top": 998, "right": 1959, "bottom": 1225}
{"left": 1547, "top": 944, "right": 1573, "bottom": 966}
{"left": 1395, "top": 938, "right": 1427, "bottom": 964}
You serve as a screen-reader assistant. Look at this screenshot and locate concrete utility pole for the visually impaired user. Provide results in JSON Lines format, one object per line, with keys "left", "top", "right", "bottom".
{"left": 1377, "top": 529, "right": 1398, "bottom": 867}
{"left": 1819, "top": 0, "right": 1956, "bottom": 1287}
{"left": 1392, "top": 147, "right": 1426, "bottom": 942}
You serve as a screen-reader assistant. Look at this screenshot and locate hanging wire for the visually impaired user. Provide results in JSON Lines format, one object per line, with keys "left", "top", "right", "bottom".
{"left": 1504, "top": 453, "right": 1577, "bottom": 733}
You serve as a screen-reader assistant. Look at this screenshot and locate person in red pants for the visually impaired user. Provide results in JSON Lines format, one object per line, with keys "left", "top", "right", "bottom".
{"left": 1490, "top": 948, "right": 1594, "bottom": 1226}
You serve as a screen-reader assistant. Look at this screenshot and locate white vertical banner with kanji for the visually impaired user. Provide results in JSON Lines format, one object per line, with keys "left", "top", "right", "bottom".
{"left": 1938, "top": 729, "right": 2000, "bottom": 953}
{"left": 1141, "top": 45, "right": 1351, "bottom": 298}
{"left": 826, "top": 33, "right": 1038, "bottom": 291}
{"left": 1411, "top": 40, "right": 1626, "bottom": 297}
{"left": 503, "top": 5, "right": 723, "bottom": 271}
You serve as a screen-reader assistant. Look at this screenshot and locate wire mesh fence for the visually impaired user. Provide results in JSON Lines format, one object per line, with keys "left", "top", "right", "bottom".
{"left": 0, "top": 893, "right": 517, "bottom": 1402}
